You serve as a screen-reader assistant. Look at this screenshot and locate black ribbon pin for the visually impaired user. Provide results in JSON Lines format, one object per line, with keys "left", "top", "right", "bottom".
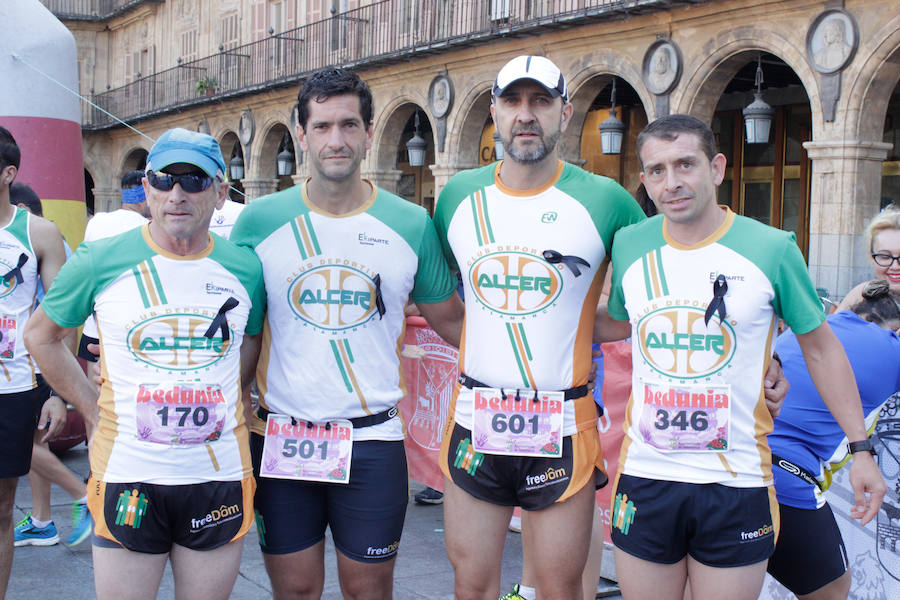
{"left": 2, "top": 253, "right": 28, "bottom": 285}
{"left": 704, "top": 274, "right": 728, "bottom": 326}
{"left": 542, "top": 250, "right": 590, "bottom": 277}
{"left": 373, "top": 274, "right": 386, "bottom": 319}
{"left": 204, "top": 296, "right": 239, "bottom": 342}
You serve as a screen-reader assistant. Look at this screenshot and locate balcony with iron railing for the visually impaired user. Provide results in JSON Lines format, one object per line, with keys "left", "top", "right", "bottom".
{"left": 40, "top": 0, "right": 164, "bottom": 20}
{"left": 80, "top": 0, "right": 708, "bottom": 129}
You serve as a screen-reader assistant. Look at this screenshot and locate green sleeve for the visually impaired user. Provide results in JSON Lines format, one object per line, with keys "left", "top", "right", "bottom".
{"left": 40, "top": 243, "right": 98, "bottom": 328}
{"left": 607, "top": 230, "right": 631, "bottom": 322}
{"left": 433, "top": 165, "right": 495, "bottom": 271}
{"left": 208, "top": 237, "right": 268, "bottom": 336}
{"left": 771, "top": 233, "right": 825, "bottom": 334}
{"left": 411, "top": 216, "right": 456, "bottom": 304}
{"left": 245, "top": 268, "right": 266, "bottom": 335}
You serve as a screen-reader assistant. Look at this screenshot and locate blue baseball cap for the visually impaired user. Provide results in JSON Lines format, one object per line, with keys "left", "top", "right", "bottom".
{"left": 146, "top": 128, "right": 226, "bottom": 178}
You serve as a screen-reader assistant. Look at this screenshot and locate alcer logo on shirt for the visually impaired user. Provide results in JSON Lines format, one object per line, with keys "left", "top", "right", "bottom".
{"left": 468, "top": 251, "right": 562, "bottom": 317}
{"left": 637, "top": 305, "right": 737, "bottom": 379}
{"left": 287, "top": 264, "right": 377, "bottom": 331}
{"left": 128, "top": 313, "right": 233, "bottom": 372}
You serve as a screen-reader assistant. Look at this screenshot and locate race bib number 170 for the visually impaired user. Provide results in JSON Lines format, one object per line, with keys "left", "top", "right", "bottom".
{"left": 135, "top": 382, "right": 226, "bottom": 446}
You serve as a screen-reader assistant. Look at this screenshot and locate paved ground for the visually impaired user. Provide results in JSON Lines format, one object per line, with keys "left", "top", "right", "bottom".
{"left": 8, "top": 444, "right": 618, "bottom": 599}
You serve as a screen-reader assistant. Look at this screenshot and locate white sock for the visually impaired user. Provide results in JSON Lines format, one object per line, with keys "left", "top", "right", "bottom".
{"left": 75, "top": 496, "right": 87, "bottom": 505}
{"left": 518, "top": 584, "right": 536, "bottom": 600}
{"left": 31, "top": 517, "right": 52, "bottom": 528}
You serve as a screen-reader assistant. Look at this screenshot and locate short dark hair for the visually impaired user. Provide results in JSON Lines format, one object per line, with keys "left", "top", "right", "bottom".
{"left": 121, "top": 170, "right": 145, "bottom": 189}
{"left": 9, "top": 183, "right": 42, "bottom": 217}
{"left": 297, "top": 68, "right": 373, "bottom": 131}
{"left": 636, "top": 114, "right": 717, "bottom": 167}
{"left": 0, "top": 126, "right": 21, "bottom": 170}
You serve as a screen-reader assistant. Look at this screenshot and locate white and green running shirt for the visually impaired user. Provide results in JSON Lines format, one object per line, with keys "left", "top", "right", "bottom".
{"left": 0, "top": 208, "right": 42, "bottom": 393}
{"left": 434, "top": 161, "right": 645, "bottom": 434}
{"left": 40, "top": 226, "right": 265, "bottom": 484}
{"left": 608, "top": 209, "right": 825, "bottom": 487}
{"left": 230, "top": 181, "right": 456, "bottom": 442}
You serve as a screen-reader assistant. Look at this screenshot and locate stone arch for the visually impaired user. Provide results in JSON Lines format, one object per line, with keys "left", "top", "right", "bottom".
{"left": 843, "top": 14, "right": 900, "bottom": 140}
{"left": 120, "top": 146, "right": 149, "bottom": 179}
{"left": 676, "top": 26, "right": 820, "bottom": 130}
{"left": 564, "top": 62, "right": 651, "bottom": 163}
{"left": 217, "top": 131, "right": 242, "bottom": 171}
{"left": 446, "top": 81, "right": 493, "bottom": 169}
{"left": 371, "top": 97, "right": 434, "bottom": 174}
{"left": 251, "top": 119, "right": 293, "bottom": 180}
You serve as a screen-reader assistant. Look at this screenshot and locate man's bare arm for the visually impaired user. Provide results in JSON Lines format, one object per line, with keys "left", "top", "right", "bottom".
{"left": 24, "top": 307, "right": 99, "bottom": 436}
{"left": 593, "top": 304, "right": 631, "bottom": 343}
{"left": 795, "top": 321, "right": 887, "bottom": 524}
{"left": 417, "top": 294, "right": 464, "bottom": 348}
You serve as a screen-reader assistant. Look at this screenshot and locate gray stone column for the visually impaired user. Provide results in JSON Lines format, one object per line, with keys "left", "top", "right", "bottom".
{"left": 363, "top": 168, "right": 403, "bottom": 195}
{"left": 430, "top": 163, "right": 479, "bottom": 201}
{"left": 92, "top": 187, "right": 120, "bottom": 214}
{"left": 803, "top": 140, "right": 892, "bottom": 299}
{"left": 240, "top": 178, "right": 279, "bottom": 202}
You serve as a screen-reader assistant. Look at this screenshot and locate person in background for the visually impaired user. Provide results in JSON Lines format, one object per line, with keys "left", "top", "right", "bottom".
{"left": 838, "top": 204, "right": 900, "bottom": 310}
{"left": 8, "top": 182, "right": 92, "bottom": 547}
{"left": 77, "top": 170, "right": 151, "bottom": 362}
{"left": 0, "top": 126, "right": 68, "bottom": 598}
{"left": 767, "top": 279, "right": 900, "bottom": 600}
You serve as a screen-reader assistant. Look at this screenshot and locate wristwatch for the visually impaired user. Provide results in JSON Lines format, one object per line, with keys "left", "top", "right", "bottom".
{"left": 847, "top": 437, "right": 876, "bottom": 455}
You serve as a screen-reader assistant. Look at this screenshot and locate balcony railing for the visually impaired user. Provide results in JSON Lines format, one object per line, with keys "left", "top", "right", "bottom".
{"left": 40, "top": 0, "right": 163, "bottom": 20}
{"left": 83, "top": 0, "right": 706, "bottom": 129}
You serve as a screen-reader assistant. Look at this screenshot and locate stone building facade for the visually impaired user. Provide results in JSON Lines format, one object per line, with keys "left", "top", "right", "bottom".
{"left": 43, "top": 0, "right": 900, "bottom": 299}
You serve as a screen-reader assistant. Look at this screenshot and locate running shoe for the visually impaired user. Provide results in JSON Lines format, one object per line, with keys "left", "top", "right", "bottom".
{"left": 66, "top": 502, "right": 93, "bottom": 546}
{"left": 13, "top": 514, "right": 59, "bottom": 546}
{"left": 499, "top": 584, "right": 527, "bottom": 600}
{"left": 413, "top": 487, "right": 444, "bottom": 505}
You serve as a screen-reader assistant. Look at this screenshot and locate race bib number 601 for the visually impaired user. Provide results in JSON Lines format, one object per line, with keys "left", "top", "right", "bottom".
{"left": 472, "top": 387, "right": 563, "bottom": 457}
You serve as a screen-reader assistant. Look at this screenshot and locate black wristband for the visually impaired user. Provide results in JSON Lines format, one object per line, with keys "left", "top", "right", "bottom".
{"left": 847, "top": 438, "right": 876, "bottom": 455}
{"left": 771, "top": 352, "right": 782, "bottom": 366}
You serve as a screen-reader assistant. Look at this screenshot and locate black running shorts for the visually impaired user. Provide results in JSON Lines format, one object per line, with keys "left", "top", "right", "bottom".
{"left": 767, "top": 503, "right": 847, "bottom": 595}
{"left": 0, "top": 374, "right": 51, "bottom": 478}
{"left": 89, "top": 476, "right": 255, "bottom": 554}
{"left": 251, "top": 433, "right": 409, "bottom": 562}
{"left": 611, "top": 473, "right": 778, "bottom": 567}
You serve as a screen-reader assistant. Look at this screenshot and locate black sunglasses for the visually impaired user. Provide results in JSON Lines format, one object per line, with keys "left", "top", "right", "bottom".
{"left": 147, "top": 170, "right": 215, "bottom": 193}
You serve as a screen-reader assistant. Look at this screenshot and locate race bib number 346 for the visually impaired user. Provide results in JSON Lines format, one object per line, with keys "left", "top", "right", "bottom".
{"left": 639, "top": 380, "right": 731, "bottom": 452}
{"left": 472, "top": 387, "right": 563, "bottom": 457}
{"left": 260, "top": 415, "right": 352, "bottom": 484}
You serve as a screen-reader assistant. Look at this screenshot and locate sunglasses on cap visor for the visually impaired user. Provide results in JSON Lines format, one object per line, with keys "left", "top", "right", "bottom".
{"left": 147, "top": 170, "right": 215, "bottom": 193}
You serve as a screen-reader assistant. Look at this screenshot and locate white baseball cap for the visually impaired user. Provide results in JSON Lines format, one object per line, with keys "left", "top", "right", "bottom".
{"left": 492, "top": 55, "right": 568, "bottom": 102}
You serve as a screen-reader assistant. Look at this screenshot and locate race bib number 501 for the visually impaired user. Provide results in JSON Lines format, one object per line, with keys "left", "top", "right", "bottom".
{"left": 260, "top": 415, "right": 353, "bottom": 484}
{"left": 638, "top": 380, "right": 731, "bottom": 452}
